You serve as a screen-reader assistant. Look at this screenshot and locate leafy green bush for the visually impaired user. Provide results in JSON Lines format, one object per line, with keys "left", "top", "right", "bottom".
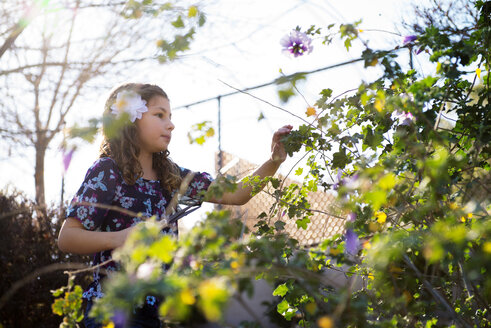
{"left": 0, "top": 190, "right": 91, "bottom": 327}
{"left": 54, "top": 1, "right": 490, "bottom": 327}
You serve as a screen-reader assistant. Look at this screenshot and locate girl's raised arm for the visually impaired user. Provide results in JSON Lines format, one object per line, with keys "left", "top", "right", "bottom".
{"left": 207, "top": 125, "right": 293, "bottom": 205}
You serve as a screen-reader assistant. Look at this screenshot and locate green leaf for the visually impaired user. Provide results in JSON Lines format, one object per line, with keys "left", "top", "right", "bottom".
{"left": 364, "top": 190, "right": 387, "bottom": 211}
{"left": 272, "top": 283, "right": 289, "bottom": 297}
{"left": 379, "top": 173, "right": 396, "bottom": 190}
{"left": 274, "top": 220, "right": 286, "bottom": 231}
{"left": 171, "top": 15, "right": 185, "bottom": 28}
{"left": 198, "top": 13, "right": 206, "bottom": 27}
{"left": 278, "top": 87, "right": 295, "bottom": 103}
{"left": 277, "top": 299, "right": 289, "bottom": 313}
{"left": 51, "top": 287, "right": 65, "bottom": 297}
{"left": 295, "top": 217, "right": 310, "bottom": 230}
{"left": 51, "top": 298, "right": 64, "bottom": 316}
{"left": 149, "top": 236, "right": 177, "bottom": 263}
{"left": 332, "top": 149, "right": 350, "bottom": 169}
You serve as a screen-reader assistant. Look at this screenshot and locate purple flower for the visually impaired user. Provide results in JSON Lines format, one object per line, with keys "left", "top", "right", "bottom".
{"left": 347, "top": 212, "right": 357, "bottom": 222}
{"left": 344, "top": 174, "right": 359, "bottom": 189}
{"left": 398, "top": 111, "right": 415, "bottom": 126}
{"left": 345, "top": 229, "right": 360, "bottom": 255}
{"left": 332, "top": 170, "right": 343, "bottom": 190}
{"left": 280, "top": 30, "right": 313, "bottom": 57}
{"left": 333, "top": 172, "right": 359, "bottom": 190}
{"left": 403, "top": 35, "right": 417, "bottom": 45}
{"left": 62, "top": 148, "right": 74, "bottom": 175}
{"left": 111, "top": 309, "right": 127, "bottom": 328}
{"left": 415, "top": 47, "right": 424, "bottom": 55}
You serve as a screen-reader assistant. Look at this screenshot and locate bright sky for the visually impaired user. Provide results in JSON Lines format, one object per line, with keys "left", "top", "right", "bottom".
{"left": 1, "top": 0, "right": 432, "bottom": 228}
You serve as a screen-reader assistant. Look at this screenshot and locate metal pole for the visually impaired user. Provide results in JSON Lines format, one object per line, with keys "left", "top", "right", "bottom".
{"left": 217, "top": 96, "right": 223, "bottom": 211}
{"left": 409, "top": 47, "right": 413, "bottom": 70}
{"left": 61, "top": 175, "right": 64, "bottom": 207}
{"left": 217, "top": 95, "right": 223, "bottom": 172}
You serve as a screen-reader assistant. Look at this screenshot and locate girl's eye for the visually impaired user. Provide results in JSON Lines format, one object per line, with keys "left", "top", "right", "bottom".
{"left": 156, "top": 113, "right": 164, "bottom": 118}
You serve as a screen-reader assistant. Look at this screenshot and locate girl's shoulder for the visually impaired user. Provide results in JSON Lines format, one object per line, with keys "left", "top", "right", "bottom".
{"left": 85, "top": 157, "right": 122, "bottom": 179}
{"left": 88, "top": 156, "right": 117, "bottom": 170}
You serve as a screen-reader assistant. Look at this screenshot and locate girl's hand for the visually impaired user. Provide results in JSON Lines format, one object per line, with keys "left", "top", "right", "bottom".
{"left": 270, "top": 125, "right": 293, "bottom": 164}
{"left": 114, "top": 226, "right": 135, "bottom": 248}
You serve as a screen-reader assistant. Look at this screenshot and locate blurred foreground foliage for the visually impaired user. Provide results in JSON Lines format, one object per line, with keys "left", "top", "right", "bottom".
{"left": 51, "top": 1, "right": 490, "bottom": 327}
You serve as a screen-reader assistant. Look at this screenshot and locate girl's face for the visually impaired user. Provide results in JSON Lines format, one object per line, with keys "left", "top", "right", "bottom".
{"left": 136, "top": 95, "right": 174, "bottom": 154}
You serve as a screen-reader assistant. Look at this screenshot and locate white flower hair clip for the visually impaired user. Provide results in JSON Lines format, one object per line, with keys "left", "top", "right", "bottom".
{"left": 110, "top": 90, "right": 148, "bottom": 122}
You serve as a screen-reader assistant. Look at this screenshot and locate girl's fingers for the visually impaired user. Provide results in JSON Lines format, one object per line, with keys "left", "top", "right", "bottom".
{"left": 274, "top": 126, "right": 293, "bottom": 138}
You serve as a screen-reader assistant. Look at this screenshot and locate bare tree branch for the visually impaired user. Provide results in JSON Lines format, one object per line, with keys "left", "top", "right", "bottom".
{"left": 0, "top": 0, "right": 206, "bottom": 205}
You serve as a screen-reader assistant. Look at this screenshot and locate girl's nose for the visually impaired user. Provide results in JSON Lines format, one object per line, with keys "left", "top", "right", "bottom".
{"left": 168, "top": 120, "right": 175, "bottom": 131}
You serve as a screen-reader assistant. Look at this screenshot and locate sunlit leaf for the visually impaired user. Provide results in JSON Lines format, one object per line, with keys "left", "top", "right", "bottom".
{"left": 379, "top": 173, "right": 396, "bottom": 190}
{"left": 148, "top": 236, "right": 177, "bottom": 263}
{"left": 272, "top": 283, "right": 289, "bottom": 297}
{"left": 171, "top": 15, "right": 185, "bottom": 28}
{"left": 476, "top": 67, "right": 481, "bottom": 79}
{"left": 188, "top": 5, "right": 198, "bottom": 17}
{"left": 306, "top": 106, "right": 316, "bottom": 117}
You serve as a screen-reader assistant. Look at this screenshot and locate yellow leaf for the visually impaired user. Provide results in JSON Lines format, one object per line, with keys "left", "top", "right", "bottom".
{"left": 374, "top": 99, "right": 384, "bottom": 112}
{"left": 389, "top": 265, "right": 403, "bottom": 273}
{"left": 368, "top": 222, "right": 379, "bottom": 232}
{"left": 206, "top": 127, "right": 215, "bottom": 137}
{"left": 363, "top": 241, "right": 371, "bottom": 249}
{"left": 230, "top": 261, "right": 239, "bottom": 271}
{"left": 375, "top": 211, "right": 387, "bottom": 224}
{"left": 305, "top": 302, "right": 317, "bottom": 314}
{"left": 403, "top": 290, "right": 412, "bottom": 303}
{"left": 199, "top": 278, "right": 228, "bottom": 301}
{"left": 317, "top": 316, "right": 333, "bottom": 328}
{"left": 367, "top": 273, "right": 374, "bottom": 280}
{"left": 436, "top": 62, "right": 442, "bottom": 73}
{"left": 188, "top": 5, "right": 198, "bottom": 17}
{"left": 476, "top": 68, "right": 481, "bottom": 79}
{"left": 483, "top": 242, "right": 491, "bottom": 254}
{"left": 306, "top": 106, "right": 316, "bottom": 117}
{"left": 196, "top": 135, "right": 206, "bottom": 145}
{"left": 358, "top": 29, "right": 364, "bottom": 33}
{"left": 329, "top": 247, "right": 340, "bottom": 256}
{"left": 148, "top": 236, "right": 177, "bottom": 263}
{"left": 180, "top": 288, "right": 196, "bottom": 305}
{"left": 156, "top": 39, "right": 164, "bottom": 47}
{"left": 198, "top": 278, "right": 229, "bottom": 321}
{"left": 449, "top": 202, "right": 459, "bottom": 210}
{"left": 369, "top": 57, "right": 378, "bottom": 66}
{"left": 460, "top": 216, "right": 466, "bottom": 223}
{"left": 103, "top": 322, "right": 115, "bottom": 328}
{"left": 379, "top": 173, "right": 396, "bottom": 190}
{"left": 467, "top": 213, "right": 473, "bottom": 219}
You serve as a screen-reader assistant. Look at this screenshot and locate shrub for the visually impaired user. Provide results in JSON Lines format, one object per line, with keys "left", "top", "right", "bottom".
{"left": 0, "top": 189, "right": 91, "bottom": 327}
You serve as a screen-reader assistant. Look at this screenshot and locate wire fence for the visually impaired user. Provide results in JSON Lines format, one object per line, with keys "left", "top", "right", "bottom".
{"left": 216, "top": 151, "right": 346, "bottom": 247}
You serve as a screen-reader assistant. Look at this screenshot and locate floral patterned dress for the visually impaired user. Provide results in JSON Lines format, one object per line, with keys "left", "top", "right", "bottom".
{"left": 66, "top": 157, "right": 214, "bottom": 308}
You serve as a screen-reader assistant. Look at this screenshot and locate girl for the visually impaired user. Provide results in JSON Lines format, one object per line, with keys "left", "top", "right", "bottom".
{"left": 57, "top": 83, "right": 292, "bottom": 327}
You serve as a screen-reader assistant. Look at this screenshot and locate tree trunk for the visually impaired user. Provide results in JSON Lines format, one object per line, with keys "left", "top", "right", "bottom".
{"left": 34, "top": 142, "right": 47, "bottom": 207}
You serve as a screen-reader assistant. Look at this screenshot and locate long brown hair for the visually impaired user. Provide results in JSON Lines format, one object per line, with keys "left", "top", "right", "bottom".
{"left": 99, "top": 83, "right": 182, "bottom": 192}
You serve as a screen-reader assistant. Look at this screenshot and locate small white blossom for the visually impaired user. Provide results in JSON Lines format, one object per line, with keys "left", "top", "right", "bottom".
{"left": 136, "top": 262, "right": 156, "bottom": 280}
{"left": 110, "top": 90, "right": 148, "bottom": 122}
